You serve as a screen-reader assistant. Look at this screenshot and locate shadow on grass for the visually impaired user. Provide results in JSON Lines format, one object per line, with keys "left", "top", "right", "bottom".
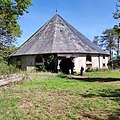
{"left": 108, "top": 109, "right": 120, "bottom": 120}
{"left": 65, "top": 76, "right": 120, "bottom": 120}
{"left": 80, "top": 88, "right": 120, "bottom": 100}
{"left": 70, "top": 77, "right": 120, "bottom": 82}
{"left": 80, "top": 89, "right": 120, "bottom": 119}
{"left": 80, "top": 88, "right": 120, "bottom": 119}
{"left": 82, "top": 109, "right": 120, "bottom": 120}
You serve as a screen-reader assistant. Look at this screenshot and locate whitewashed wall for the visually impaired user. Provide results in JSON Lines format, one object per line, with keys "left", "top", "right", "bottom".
{"left": 74, "top": 54, "right": 108, "bottom": 73}
{"left": 10, "top": 53, "right": 109, "bottom": 72}
{"left": 74, "top": 54, "right": 86, "bottom": 72}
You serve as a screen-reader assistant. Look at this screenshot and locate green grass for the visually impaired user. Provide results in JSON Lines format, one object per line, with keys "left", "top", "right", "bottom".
{"left": 0, "top": 72, "right": 120, "bottom": 120}
{"left": 84, "top": 71, "right": 120, "bottom": 78}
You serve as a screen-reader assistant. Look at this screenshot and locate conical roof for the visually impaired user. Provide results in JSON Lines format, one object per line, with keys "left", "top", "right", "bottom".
{"left": 10, "top": 14, "right": 108, "bottom": 56}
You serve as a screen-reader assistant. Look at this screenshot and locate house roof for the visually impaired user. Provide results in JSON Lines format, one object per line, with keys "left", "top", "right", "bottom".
{"left": 10, "top": 14, "right": 108, "bottom": 56}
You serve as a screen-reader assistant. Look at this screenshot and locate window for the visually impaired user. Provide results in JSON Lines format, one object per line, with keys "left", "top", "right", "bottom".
{"left": 86, "top": 54, "right": 92, "bottom": 62}
{"left": 60, "top": 30, "right": 63, "bottom": 32}
{"left": 86, "top": 64, "right": 92, "bottom": 68}
{"left": 103, "top": 63, "right": 105, "bottom": 67}
{"left": 103, "top": 55, "right": 105, "bottom": 59}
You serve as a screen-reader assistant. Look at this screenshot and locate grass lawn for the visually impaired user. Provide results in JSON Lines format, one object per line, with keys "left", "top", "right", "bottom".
{"left": 84, "top": 71, "right": 120, "bottom": 78}
{"left": 0, "top": 72, "right": 120, "bottom": 120}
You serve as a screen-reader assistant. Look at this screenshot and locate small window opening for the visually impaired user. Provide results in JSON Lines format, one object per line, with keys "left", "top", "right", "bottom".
{"left": 60, "top": 29, "right": 63, "bottom": 32}
{"left": 86, "top": 54, "right": 92, "bottom": 62}
{"left": 103, "top": 55, "right": 105, "bottom": 59}
{"left": 103, "top": 63, "right": 105, "bottom": 67}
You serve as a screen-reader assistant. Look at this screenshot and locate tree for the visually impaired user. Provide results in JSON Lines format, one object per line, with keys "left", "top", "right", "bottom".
{"left": 113, "top": 25, "right": 120, "bottom": 56}
{"left": 0, "top": 39, "right": 17, "bottom": 60}
{"left": 0, "top": 0, "right": 32, "bottom": 59}
{"left": 0, "top": 0, "right": 32, "bottom": 42}
{"left": 113, "top": 0, "right": 120, "bottom": 19}
{"left": 113, "top": 55, "right": 120, "bottom": 69}
{"left": 100, "top": 29, "right": 117, "bottom": 60}
{"left": 93, "top": 36, "right": 100, "bottom": 46}
{"left": 0, "top": 0, "right": 32, "bottom": 41}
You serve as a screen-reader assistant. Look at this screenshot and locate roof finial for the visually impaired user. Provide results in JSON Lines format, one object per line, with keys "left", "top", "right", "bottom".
{"left": 56, "top": 9, "right": 58, "bottom": 14}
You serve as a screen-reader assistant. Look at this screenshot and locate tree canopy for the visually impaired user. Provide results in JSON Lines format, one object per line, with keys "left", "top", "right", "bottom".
{"left": 0, "top": 0, "right": 32, "bottom": 59}
{"left": 113, "top": 0, "right": 120, "bottom": 19}
{"left": 94, "top": 29, "right": 117, "bottom": 60}
{"left": 0, "top": 0, "right": 32, "bottom": 43}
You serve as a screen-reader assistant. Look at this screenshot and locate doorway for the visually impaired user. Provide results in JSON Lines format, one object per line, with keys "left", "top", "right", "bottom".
{"left": 59, "top": 58, "right": 74, "bottom": 74}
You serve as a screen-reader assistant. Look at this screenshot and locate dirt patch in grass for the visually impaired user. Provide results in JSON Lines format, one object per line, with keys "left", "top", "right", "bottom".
{"left": 19, "top": 98, "right": 35, "bottom": 114}
{"left": 34, "top": 91, "right": 77, "bottom": 119}
{"left": 18, "top": 89, "right": 113, "bottom": 120}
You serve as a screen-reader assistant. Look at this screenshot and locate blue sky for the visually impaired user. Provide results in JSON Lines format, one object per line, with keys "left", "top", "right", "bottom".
{"left": 17, "top": 0, "right": 120, "bottom": 46}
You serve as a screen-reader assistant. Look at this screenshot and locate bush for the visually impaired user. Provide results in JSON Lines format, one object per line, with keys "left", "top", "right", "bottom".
{"left": 86, "top": 67, "right": 93, "bottom": 72}
{"left": 36, "top": 64, "right": 46, "bottom": 72}
{"left": 0, "top": 60, "right": 19, "bottom": 75}
{"left": 85, "top": 66, "right": 111, "bottom": 72}
{"left": 89, "top": 68, "right": 110, "bottom": 72}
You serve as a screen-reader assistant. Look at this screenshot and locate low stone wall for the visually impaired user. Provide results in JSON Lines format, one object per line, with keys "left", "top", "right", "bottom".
{"left": 0, "top": 74, "right": 24, "bottom": 87}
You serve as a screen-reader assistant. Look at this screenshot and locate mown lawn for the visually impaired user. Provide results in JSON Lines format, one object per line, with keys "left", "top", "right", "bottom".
{"left": 84, "top": 71, "right": 120, "bottom": 78}
{"left": 0, "top": 72, "right": 120, "bottom": 120}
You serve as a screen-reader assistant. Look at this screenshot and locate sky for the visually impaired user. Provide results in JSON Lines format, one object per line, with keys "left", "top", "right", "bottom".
{"left": 17, "top": 0, "right": 120, "bottom": 46}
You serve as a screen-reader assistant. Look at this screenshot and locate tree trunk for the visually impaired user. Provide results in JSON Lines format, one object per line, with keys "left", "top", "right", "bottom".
{"left": 110, "top": 47, "right": 112, "bottom": 61}
{"left": 117, "top": 37, "right": 120, "bottom": 56}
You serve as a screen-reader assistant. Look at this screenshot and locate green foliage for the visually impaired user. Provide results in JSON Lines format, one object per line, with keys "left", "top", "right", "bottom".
{"left": 0, "top": 42, "right": 17, "bottom": 60}
{"left": 39, "top": 64, "right": 46, "bottom": 72}
{"left": 116, "top": 55, "right": 120, "bottom": 66}
{"left": 113, "top": 25, "right": 120, "bottom": 56}
{"left": 44, "top": 54, "right": 56, "bottom": 72}
{"left": 113, "top": 55, "right": 120, "bottom": 68}
{"left": 0, "top": 0, "right": 32, "bottom": 40}
{"left": 0, "top": 60, "right": 19, "bottom": 75}
{"left": 0, "top": 0, "right": 32, "bottom": 60}
{"left": 91, "top": 68, "right": 110, "bottom": 72}
{"left": 100, "top": 29, "right": 117, "bottom": 60}
{"left": 86, "top": 66, "right": 93, "bottom": 72}
{"left": 86, "top": 67, "right": 111, "bottom": 73}
{"left": 113, "top": 0, "right": 120, "bottom": 19}
{"left": 36, "top": 64, "right": 46, "bottom": 72}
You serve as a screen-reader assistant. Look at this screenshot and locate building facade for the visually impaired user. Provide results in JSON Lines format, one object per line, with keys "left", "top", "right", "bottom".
{"left": 9, "top": 14, "right": 109, "bottom": 72}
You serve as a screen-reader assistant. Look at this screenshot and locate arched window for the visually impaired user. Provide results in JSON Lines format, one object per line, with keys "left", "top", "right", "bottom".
{"left": 86, "top": 54, "right": 92, "bottom": 62}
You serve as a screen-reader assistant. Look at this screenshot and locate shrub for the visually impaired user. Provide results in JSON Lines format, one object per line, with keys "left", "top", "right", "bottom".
{"left": 36, "top": 64, "right": 46, "bottom": 72}
{"left": 89, "top": 68, "right": 110, "bottom": 72}
{"left": 0, "top": 60, "right": 19, "bottom": 75}
{"left": 86, "top": 66, "right": 93, "bottom": 72}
